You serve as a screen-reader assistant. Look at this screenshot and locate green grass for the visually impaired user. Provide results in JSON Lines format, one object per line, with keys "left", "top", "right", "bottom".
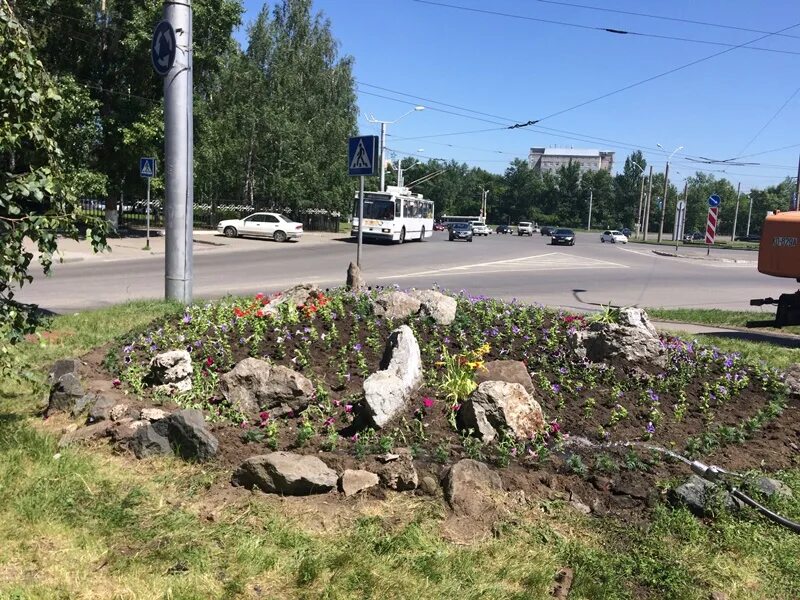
{"left": 2, "top": 301, "right": 800, "bottom": 598}
{"left": 629, "top": 239, "right": 759, "bottom": 251}
{"left": 648, "top": 307, "right": 800, "bottom": 337}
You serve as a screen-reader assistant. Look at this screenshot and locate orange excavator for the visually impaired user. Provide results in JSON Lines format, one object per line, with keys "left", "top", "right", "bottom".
{"left": 751, "top": 210, "right": 800, "bottom": 326}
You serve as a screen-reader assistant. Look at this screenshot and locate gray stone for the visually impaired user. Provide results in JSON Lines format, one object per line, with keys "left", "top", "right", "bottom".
{"left": 668, "top": 475, "right": 738, "bottom": 516}
{"left": 784, "top": 364, "right": 800, "bottom": 399}
{"left": 232, "top": 452, "right": 337, "bottom": 495}
{"left": 407, "top": 289, "right": 457, "bottom": 325}
{"left": 372, "top": 290, "right": 421, "bottom": 321}
{"left": 140, "top": 408, "right": 170, "bottom": 422}
{"left": 109, "top": 418, "right": 147, "bottom": 443}
{"left": 165, "top": 409, "right": 218, "bottom": 461}
{"left": 219, "top": 358, "right": 314, "bottom": 419}
{"left": 340, "top": 469, "right": 380, "bottom": 496}
{"left": 458, "top": 381, "right": 546, "bottom": 442}
{"left": 346, "top": 262, "right": 365, "bottom": 291}
{"left": 263, "top": 283, "right": 320, "bottom": 316}
{"left": 130, "top": 423, "right": 174, "bottom": 459}
{"left": 147, "top": 350, "right": 193, "bottom": 393}
{"left": 568, "top": 307, "right": 666, "bottom": 367}
{"left": 754, "top": 476, "right": 793, "bottom": 499}
{"left": 70, "top": 393, "right": 100, "bottom": 418}
{"left": 109, "top": 404, "right": 129, "bottom": 422}
{"left": 377, "top": 449, "right": 418, "bottom": 491}
{"left": 419, "top": 476, "right": 439, "bottom": 496}
{"left": 48, "top": 358, "right": 80, "bottom": 385}
{"left": 363, "top": 325, "right": 422, "bottom": 428}
{"left": 57, "top": 421, "right": 112, "bottom": 447}
{"left": 443, "top": 459, "right": 503, "bottom": 517}
{"left": 87, "top": 396, "right": 116, "bottom": 423}
{"left": 474, "top": 360, "right": 534, "bottom": 394}
{"left": 48, "top": 372, "right": 85, "bottom": 414}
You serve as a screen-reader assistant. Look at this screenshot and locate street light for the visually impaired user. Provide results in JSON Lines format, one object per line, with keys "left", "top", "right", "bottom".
{"left": 630, "top": 161, "right": 646, "bottom": 239}
{"left": 366, "top": 106, "right": 425, "bottom": 192}
{"left": 656, "top": 144, "right": 683, "bottom": 242}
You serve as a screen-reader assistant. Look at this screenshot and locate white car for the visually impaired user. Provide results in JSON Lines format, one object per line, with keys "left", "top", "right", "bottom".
{"left": 217, "top": 212, "right": 303, "bottom": 242}
{"left": 471, "top": 221, "right": 490, "bottom": 236}
{"left": 601, "top": 230, "right": 628, "bottom": 244}
{"left": 517, "top": 221, "right": 534, "bottom": 236}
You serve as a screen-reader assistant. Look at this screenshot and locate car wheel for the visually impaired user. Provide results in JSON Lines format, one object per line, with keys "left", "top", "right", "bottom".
{"left": 273, "top": 230, "right": 287, "bottom": 243}
{"left": 570, "top": 241, "right": 575, "bottom": 246}
{"left": 449, "top": 235, "right": 454, "bottom": 241}
{"left": 601, "top": 238, "right": 605, "bottom": 243}
{"left": 224, "top": 226, "right": 238, "bottom": 238}
{"left": 468, "top": 237, "right": 473, "bottom": 242}
{"left": 419, "top": 226, "right": 425, "bottom": 242}
{"left": 399, "top": 227, "right": 406, "bottom": 244}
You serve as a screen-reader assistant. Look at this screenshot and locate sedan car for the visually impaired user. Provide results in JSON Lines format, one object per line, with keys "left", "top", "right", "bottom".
{"left": 433, "top": 222, "right": 446, "bottom": 231}
{"left": 471, "top": 221, "right": 490, "bottom": 236}
{"left": 683, "top": 232, "right": 704, "bottom": 243}
{"left": 217, "top": 212, "right": 303, "bottom": 242}
{"left": 496, "top": 224, "right": 512, "bottom": 234}
{"left": 600, "top": 230, "right": 628, "bottom": 244}
{"left": 551, "top": 228, "right": 575, "bottom": 246}
{"left": 540, "top": 225, "right": 557, "bottom": 236}
{"left": 448, "top": 222, "right": 474, "bottom": 242}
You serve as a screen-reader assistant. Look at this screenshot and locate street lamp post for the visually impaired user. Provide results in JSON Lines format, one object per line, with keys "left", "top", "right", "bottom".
{"left": 630, "top": 161, "right": 645, "bottom": 238}
{"left": 587, "top": 188, "right": 593, "bottom": 231}
{"left": 366, "top": 106, "right": 424, "bottom": 192}
{"left": 657, "top": 144, "right": 683, "bottom": 243}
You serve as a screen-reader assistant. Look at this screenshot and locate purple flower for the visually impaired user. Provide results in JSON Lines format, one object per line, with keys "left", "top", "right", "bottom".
{"left": 511, "top": 325, "right": 520, "bottom": 334}
{"left": 123, "top": 345, "right": 133, "bottom": 354}
{"left": 551, "top": 383, "right": 561, "bottom": 394}
{"left": 194, "top": 340, "right": 202, "bottom": 348}
{"left": 183, "top": 313, "right": 192, "bottom": 324}
{"left": 353, "top": 343, "right": 363, "bottom": 352}
{"left": 646, "top": 422, "right": 656, "bottom": 434}
{"left": 220, "top": 324, "right": 228, "bottom": 333}
{"left": 344, "top": 404, "right": 353, "bottom": 413}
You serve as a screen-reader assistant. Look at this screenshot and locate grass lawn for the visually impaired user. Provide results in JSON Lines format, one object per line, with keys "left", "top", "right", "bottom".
{"left": 629, "top": 239, "right": 759, "bottom": 251}
{"left": 648, "top": 307, "right": 800, "bottom": 338}
{"left": 2, "top": 301, "right": 800, "bottom": 599}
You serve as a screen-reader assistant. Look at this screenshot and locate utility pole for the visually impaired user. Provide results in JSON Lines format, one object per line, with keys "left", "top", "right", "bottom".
{"left": 643, "top": 166, "right": 653, "bottom": 241}
{"left": 657, "top": 162, "right": 670, "bottom": 243}
{"left": 636, "top": 174, "right": 645, "bottom": 239}
{"left": 163, "top": 0, "right": 193, "bottom": 304}
{"left": 379, "top": 123, "right": 387, "bottom": 192}
{"left": 587, "top": 188, "right": 593, "bottom": 231}
{"left": 732, "top": 182, "right": 741, "bottom": 241}
{"left": 746, "top": 193, "right": 753, "bottom": 235}
{"left": 795, "top": 153, "right": 800, "bottom": 210}
{"left": 679, "top": 180, "right": 688, "bottom": 241}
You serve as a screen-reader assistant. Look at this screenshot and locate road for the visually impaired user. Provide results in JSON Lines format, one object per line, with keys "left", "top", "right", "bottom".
{"left": 18, "top": 230, "right": 795, "bottom": 316}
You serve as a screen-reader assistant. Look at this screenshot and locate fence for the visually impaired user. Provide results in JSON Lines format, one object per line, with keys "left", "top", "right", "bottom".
{"left": 80, "top": 201, "right": 343, "bottom": 233}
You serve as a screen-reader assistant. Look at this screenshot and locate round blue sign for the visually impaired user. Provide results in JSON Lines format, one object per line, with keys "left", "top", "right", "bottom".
{"left": 708, "top": 194, "right": 721, "bottom": 208}
{"left": 151, "top": 21, "right": 176, "bottom": 77}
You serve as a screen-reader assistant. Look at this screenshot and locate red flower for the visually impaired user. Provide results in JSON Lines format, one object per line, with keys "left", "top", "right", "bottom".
{"left": 255, "top": 292, "right": 264, "bottom": 300}
{"left": 256, "top": 309, "right": 265, "bottom": 318}
{"left": 234, "top": 307, "right": 246, "bottom": 318}
{"left": 205, "top": 357, "right": 214, "bottom": 367}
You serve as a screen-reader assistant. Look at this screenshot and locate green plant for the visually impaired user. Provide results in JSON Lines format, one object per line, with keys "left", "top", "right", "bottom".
{"left": 566, "top": 454, "right": 588, "bottom": 476}
{"left": 591, "top": 303, "right": 620, "bottom": 325}
{"left": 461, "top": 430, "right": 485, "bottom": 461}
{"left": 296, "top": 415, "right": 315, "bottom": 447}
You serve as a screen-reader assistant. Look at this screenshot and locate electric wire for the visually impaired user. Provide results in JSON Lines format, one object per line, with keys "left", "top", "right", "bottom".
{"left": 736, "top": 84, "right": 800, "bottom": 156}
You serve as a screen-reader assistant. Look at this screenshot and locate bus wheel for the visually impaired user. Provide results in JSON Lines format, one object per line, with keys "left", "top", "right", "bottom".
{"left": 399, "top": 227, "right": 406, "bottom": 244}
{"left": 418, "top": 226, "right": 425, "bottom": 242}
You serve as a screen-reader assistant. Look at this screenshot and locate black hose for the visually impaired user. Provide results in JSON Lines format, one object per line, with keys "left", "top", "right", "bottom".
{"left": 730, "top": 488, "right": 800, "bottom": 534}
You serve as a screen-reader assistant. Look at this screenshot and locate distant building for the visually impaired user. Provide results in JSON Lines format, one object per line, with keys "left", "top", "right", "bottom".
{"left": 528, "top": 147, "right": 614, "bottom": 175}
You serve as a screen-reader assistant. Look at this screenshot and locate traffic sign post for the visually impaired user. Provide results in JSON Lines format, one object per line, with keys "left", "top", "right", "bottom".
{"left": 140, "top": 158, "right": 156, "bottom": 250}
{"left": 674, "top": 199, "right": 686, "bottom": 253}
{"left": 348, "top": 136, "right": 379, "bottom": 267}
{"left": 706, "top": 194, "right": 721, "bottom": 255}
{"left": 151, "top": 21, "right": 176, "bottom": 77}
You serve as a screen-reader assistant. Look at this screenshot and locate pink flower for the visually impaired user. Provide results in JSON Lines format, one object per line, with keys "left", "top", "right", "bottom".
{"left": 422, "top": 397, "right": 435, "bottom": 409}
{"left": 344, "top": 404, "right": 353, "bottom": 413}
{"left": 323, "top": 417, "right": 335, "bottom": 428}
{"left": 550, "top": 420, "right": 561, "bottom": 434}
{"left": 112, "top": 378, "right": 121, "bottom": 388}
{"left": 259, "top": 411, "right": 269, "bottom": 421}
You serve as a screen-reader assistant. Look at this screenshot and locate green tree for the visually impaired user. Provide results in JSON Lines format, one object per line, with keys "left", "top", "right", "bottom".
{"left": 747, "top": 178, "right": 795, "bottom": 235}
{"left": 1, "top": 2, "right": 108, "bottom": 370}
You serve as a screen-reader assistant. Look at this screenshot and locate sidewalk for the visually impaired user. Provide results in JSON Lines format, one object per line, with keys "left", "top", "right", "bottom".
{"left": 24, "top": 229, "right": 345, "bottom": 264}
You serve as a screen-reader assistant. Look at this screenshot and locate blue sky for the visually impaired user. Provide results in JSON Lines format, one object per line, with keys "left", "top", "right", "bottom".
{"left": 236, "top": 0, "right": 799, "bottom": 191}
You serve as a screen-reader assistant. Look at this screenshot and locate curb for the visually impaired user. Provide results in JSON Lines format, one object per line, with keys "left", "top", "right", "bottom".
{"left": 651, "top": 250, "right": 755, "bottom": 264}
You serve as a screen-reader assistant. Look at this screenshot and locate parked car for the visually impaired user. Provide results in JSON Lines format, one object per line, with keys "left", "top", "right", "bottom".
{"left": 621, "top": 227, "right": 632, "bottom": 237}
{"left": 496, "top": 224, "right": 512, "bottom": 234}
{"left": 449, "top": 222, "right": 474, "bottom": 242}
{"left": 683, "top": 232, "right": 705, "bottom": 243}
{"left": 471, "top": 221, "right": 490, "bottom": 236}
{"left": 551, "top": 228, "right": 575, "bottom": 246}
{"left": 735, "top": 234, "right": 760, "bottom": 242}
{"left": 601, "top": 230, "right": 628, "bottom": 244}
{"left": 433, "top": 221, "right": 446, "bottom": 231}
{"left": 216, "top": 212, "right": 303, "bottom": 242}
{"left": 517, "top": 221, "right": 535, "bottom": 236}
{"left": 540, "top": 225, "right": 557, "bottom": 236}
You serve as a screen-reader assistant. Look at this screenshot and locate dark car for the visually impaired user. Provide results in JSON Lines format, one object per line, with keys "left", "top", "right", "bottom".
{"left": 735, "top": 234, "right": 760, "bottom": 242}
{"left": 449, "top": 222, "right": 474, "bottom": 242}
{"left": 433, "top": 222, "right": 446, "bottom": 231}
{"left": 540, "top": 225, "right": 557, "bottom": 236}
{"left": 621, "top": 227, "right": 632, "bottom": 237}
{"left": 683, "top": 232, "right": 704, "bottom": 243}
{"left": 551, "top": 228, "right": 575, "bottom": 246}
{"left": 496, "top": 224, "right": 512, "bottom": 234}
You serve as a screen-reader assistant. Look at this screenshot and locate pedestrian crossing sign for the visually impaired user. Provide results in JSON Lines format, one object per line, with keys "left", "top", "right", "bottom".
{"left": 348, "top": 136, "right": 378, "bottom": 176}
{"left": 139, "top": 157, "right": 156, "bottom": 178}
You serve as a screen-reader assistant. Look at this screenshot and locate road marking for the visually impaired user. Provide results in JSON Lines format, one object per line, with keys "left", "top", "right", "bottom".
{"left": 379, "top": 252, "right": 626, "bottom": 280}
{"left": 615, "top": 245, "right": 756, "bottom": 268}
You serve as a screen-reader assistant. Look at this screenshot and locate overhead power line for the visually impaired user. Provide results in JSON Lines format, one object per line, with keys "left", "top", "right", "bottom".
{"left": 736, "top": 84, "right": 800, "bottom": 157}
{"left": 412, "top": 0, "right": 800, "bottom": 56}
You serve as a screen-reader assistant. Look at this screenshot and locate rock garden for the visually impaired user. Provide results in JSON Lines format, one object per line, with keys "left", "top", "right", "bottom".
{"left": 47, "top": 283, "right": 800, "bottom": 527}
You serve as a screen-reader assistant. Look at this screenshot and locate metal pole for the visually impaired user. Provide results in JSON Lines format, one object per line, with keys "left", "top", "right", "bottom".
{"left": 796, "top": 153, "right": 800, "bottom": 210}
{"left": 357, "top": 175, "right": 364, "bottom": 267}
{"left": 145, "top": 177, "right": 151, "bottom": 250}
{"left": 746, "top": 194, "right": 753, "bottom": 235}
{"left": 587, "top": 188, "right": 593, "bottom": 231}
{"left": 379, "top": 122, "right": 387, "bottom": 192}
{"left": 680, "top": 180, "right": 688, "bottom": 241}
{"left": 643, "top": 166, "right": 653, "bottom": 241}
{"left": 732, "top": 182, "right": 741, "bottom": 241}
{"left": 658, "top": 161, "right": 670, "bottom": 243}
{"left": 163, "top": 0, "right": 193, "bottom": 304}
{"left": 636, "top": 174, "right": 645, "bottom": 239}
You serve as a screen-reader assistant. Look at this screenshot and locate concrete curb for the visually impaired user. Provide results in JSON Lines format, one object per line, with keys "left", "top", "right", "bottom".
{"left": 651, "top": 250, "right": 755, "bottom": 264}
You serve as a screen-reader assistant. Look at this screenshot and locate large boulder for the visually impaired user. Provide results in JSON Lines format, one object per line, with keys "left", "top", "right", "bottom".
{"left": 667, "top": 475, "right": 738, "bottom": 516}
{"left": 129, "top": 422, "right": 173, "bottom": 459}
{"left": 219, "top": 358, "right": 314, "bottom": 419}
{"left": 372, "top": 290, "right": 421, "bottom": 321}
{"left": 87, "top": 395, "right": 116, "bottom": 423}
{"left": 346, "top": 262, "right": 365, "bottom": 291}
{"left": 57, "top": 421, "right": 113, "bottom": 448}
{"left": 567, "top": 307, "right": 666, "bottom": 367}
{"left": 164, "top": 409, "right": 218, "bottom": 461}
{"left": 407, "top": 289, "right": 457, "bottom": 325}
{"left": 263, "top": 283, "right": 320, "bottom": 316}
{"left": 474, "top": 360, "right": 534, "bottom": 394}
{"left": 232, "top": 452, "right": 337, "bottom": 495}
{"left": 363, "top": 325, "right": 423, "bottom": 428}
{"left": 443, "top": 459, "right": 504, "bottom": 517}
{"left": 784, "top": 364, "right": 800, "bottom": 399}
{"left": 458, "top": 381, "right": 546, "bottom": 442}
{"left": 47, "top": 371, "right": 85, "bottom": 414}
{"left": 147, "top": 350, "right": 193, "bottom": 393}
{"left": 48, "top": 358, "right": 81, "bottom": 386}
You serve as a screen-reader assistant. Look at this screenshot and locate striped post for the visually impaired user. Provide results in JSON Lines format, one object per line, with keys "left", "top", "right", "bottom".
{"left": 705, "top": 207, "right": 719, "bottom": 245}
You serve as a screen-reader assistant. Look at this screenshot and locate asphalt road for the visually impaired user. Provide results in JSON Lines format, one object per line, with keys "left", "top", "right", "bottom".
{"left": 18, "top": 230, "right": 797, "bottom": 316}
